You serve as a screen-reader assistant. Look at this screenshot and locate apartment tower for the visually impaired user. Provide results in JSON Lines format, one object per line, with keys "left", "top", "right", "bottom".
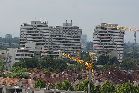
{"left": 16, "top": 20, "right": 82, "bottom": 60}
{"left": 93, "top": 23, "right": 125, "bottom": 62}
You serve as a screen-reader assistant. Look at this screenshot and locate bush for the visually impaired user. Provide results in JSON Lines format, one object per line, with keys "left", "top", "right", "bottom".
{"left": 35, "top": 79, "right": 46, "bottom": 88}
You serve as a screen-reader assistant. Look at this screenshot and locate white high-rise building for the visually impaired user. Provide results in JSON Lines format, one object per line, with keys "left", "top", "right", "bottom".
{"left": 16, "top": 21, "right": 49, "bottom": 60}
{"left": 93, "top": 23, "right": 125, "bottom": 62}
{"left": 49, "top": 20, "right": 82, "bottom": 57}
{"left": 16, "top": 20, "right": 82, "bottom": 60}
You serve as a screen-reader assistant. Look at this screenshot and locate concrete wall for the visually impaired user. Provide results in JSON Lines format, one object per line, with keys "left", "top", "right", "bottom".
{"left": 0, "top": 87, "right": 85, "bottom": 93}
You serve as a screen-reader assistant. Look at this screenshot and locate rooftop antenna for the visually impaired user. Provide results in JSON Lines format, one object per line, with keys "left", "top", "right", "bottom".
{"left": 66, "top": 20, "right": 68, "bottom": 26}
{"left": 71, "top": 20, "right": 72, "bottom": 26}
{"left": 66, "top": 20, "right": 67, "bottom": 23}
{"left": 35, "top": 17, "right": 37, "bottom": 21}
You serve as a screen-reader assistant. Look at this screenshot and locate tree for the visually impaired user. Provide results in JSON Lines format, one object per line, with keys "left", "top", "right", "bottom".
{"left": 75, "top": 79, "right": 95, "bottom": 93}
{"left": 41, "top": 57, "right": 68, "bottom": 72}
{"left": 13, "top": 58, "right": 39, "bottom": 68}
{"left": 0, "top": 59, "right": 4, "bottom": 77}
{"left": 116, "top": 82, "right": 139, "bottom": 93}
{"left": 56, "top": 82, "right": 63, "bottom": 90}
{"left": 6, "top": 67, "right": 29, "bottom": 78}
{"left": 97, "top": 54, "right": 119, "bottom": 66}
{"left": 0, "top": 59, "right": 4, "bottom": 71}
{"left": 35, "top": 79, "right": 46, "bottom": 88}
{"left": 120, "top": 59, "right": 136, "bottom": 70}
{"left": 13, "top": 57, "right": 68, "bottom": 72}
{"left": 75, "top": 79, "right": 89, "bottom": 91}
{"left": 24, "top": 58, "right": 39, "bottom": 68}
{"left": 80, "top": 51, "right": 92, "bottom": 62}
{"left": 56, "top": 80, "right": 74, "bottom": 91}
{"left": 97, "top": 55, "right": 110, "bottom": 65}
{"left": 100, "top": 81, "right": 115, "bottom": 93}
{"left": 108, "top": 57, "right": 119, "bottom": 65}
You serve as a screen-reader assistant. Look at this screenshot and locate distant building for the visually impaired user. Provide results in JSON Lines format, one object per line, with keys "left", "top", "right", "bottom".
{"left": 0, "top": 37, "right": 2, "bottom": 47}
{"left": 93, "top": 23, "right": 125, "bottom": 62}
{"left": 0, "top": 48, "right": 17, "bottom": 70}
{"left": 0, "top": 36, "right": 19, "bottom": 48}
{"left": 0, "top": 37, "right": 2, "bottom": 41}
{"left": 81, "top": 34, "right": 87, "bottom": 51}
{"left": 16, "top": 20, "right": 82, "bottom": 60}
{"left": 5, "top": 34, "right": 12, "bottom": 39}
{"left": 86, "top": 41, "right": 93, "bottom": 52}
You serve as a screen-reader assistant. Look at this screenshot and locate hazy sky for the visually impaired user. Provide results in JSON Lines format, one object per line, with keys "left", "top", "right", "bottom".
{"left": 0, "top": 0, "right": 139, "bottom": 42}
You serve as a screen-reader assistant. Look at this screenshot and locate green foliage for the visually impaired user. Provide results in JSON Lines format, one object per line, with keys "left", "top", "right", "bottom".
{"left": 120, "top": 59, "right": 136, "bottom": 70}
{"left": 56, "top": 80, "right": 74, "bottom": 91}
{"left": 123, "top": 43, "right": 139, "bottom": 60}
{"left": 6, "top": 67, "right": 29, "bottom": 78}
{"left": 43, "top": 68, "right": 51, "bottom": 75}
{"left": 100, "top": 81, "right": 115, "bottom": 93}
{"left": 108, "top": 57, "right": 119, "bottom": 65}
{"left": 0, "top": 59, "right": 4, "bottom": 71}
{"left": 13, "top": 57, "right": 68, "bottom": 72}
{"left": 75, "top": 79, "right": 96, "bottom": 93}
{"left": 97, "top": 55, "right": 109, "bottom": 65}
{"left": 75, "top": 80, "right": 139, "bottom": 93}
{"left": 123, "top": 43, "right": 139, "bottom": 70}
{"left": 13, "top": 58, "right": 39, "bottom": 68}
{"left": 75, "top": 79, "right": 89, "bottom": 91}
{"left": 80, "top": 51, "right": 92, "bottom": 62}
{"left": 116, "top": 82, "right": 139, "bottom": 93}
{"left": 35, "top": 79, "right": 46, "bottom": 88}
{"left": 0, "top": 59, "right": 4, "bottom": 77}
{"left": 39, "top": 57, "right": 68, "bottom": 72}
{"left": 11, "top": 66, "right": 27, "bottom": 72}
{"left": 97, "top": 55, "right": 119, "bottom": 65}
{"left": 67, "top": 63, "right": 84, "bottom": 72}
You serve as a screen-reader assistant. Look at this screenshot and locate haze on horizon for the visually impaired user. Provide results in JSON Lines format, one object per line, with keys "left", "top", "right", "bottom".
{"left": 0, "top": 0, "right": 139, "bottom": 43}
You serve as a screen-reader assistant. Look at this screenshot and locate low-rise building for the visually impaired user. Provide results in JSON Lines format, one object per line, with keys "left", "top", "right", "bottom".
{"left": 0, "top": 48, "right": 17, "bottom": 69}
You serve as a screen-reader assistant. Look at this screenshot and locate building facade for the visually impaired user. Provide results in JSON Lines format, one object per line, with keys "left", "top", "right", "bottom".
{"left": 16, "top": 20, "right": 82, "bottom": 60}
{"left": 93, "top": 23, "right": 125, "bottom": 62}
{"left": 18, "top": 21, "right": 50, "bottom": 59}
{"left": 48, "top": 20, "right": 82, "bottom": 57}
{"left": 0, "top": 48, "right": 17, "bottom": 70}
{"left": 5, "top": 34, "right": 12, "bottom": 39}
{"left": 81, "top": 34, "right": 87, "bottom": 51}
{"left": 0, "top": 36, "right": 19, "bottom": 48}
{"left": 86, "top": 41, "right": 93, "bottom": 52}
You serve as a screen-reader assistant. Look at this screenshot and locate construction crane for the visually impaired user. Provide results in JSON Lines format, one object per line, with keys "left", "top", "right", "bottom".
{"left": 117, "top": 26, "right": 139, "bottom": 62}
{"left": 117, "top": 26, "right": 139, "bottom": 44}
{"left": 62, "top": 52, "right": 97, "bottom": 93}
